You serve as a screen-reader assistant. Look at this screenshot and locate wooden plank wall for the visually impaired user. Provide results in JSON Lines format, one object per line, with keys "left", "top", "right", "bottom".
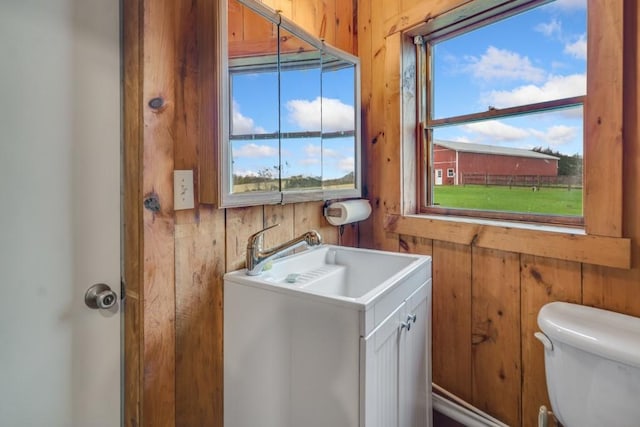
{"left": 124, "top": 1, "right": 356, "bottom": 426}
{"left": 360, "top": 1, "right": 640, "bottom": 426}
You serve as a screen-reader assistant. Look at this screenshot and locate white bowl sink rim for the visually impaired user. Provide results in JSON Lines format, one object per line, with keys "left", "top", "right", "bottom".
{"left": 224, "top": 244, "right": 429, "bottom": 308}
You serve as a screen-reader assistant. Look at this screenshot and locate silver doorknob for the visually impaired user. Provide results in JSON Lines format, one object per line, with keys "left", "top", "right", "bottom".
{"left": 85, "top": 283, "right": 118, "bottom": 309}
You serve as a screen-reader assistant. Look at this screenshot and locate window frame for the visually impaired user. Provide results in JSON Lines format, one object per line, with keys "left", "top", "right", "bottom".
{"left": 376, "top": 0, "right": 629, "bottom": 268}
{"left": 416, "top": 0, "right": 586, "bottom": 226}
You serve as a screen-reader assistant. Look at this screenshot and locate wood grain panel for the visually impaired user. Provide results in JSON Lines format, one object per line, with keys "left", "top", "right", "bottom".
{"left": 471, "top": 248, "right": 520, "bottom": 427}
{"left": 243, "top": 1, "right": 277, "bottom": 42}
{"left": 399, "top": 235, "right": 432, "bottom": 256}
{"left": 385, "top": 214, "right": 631, "bottom": 269}
{"left": 339, "top": 223, "right": 359, "bottom": 247}
{"left": 335, "top": 0, "right": 355, "bottom": 53}
{"left": 384, "top": 0, "right": 471, "bottom": 35}
{"left": 294, "top": 201, "right": 339, "bottom": 245}
{"left": 197, "top": 0, "right": 218, "bottom": 204}
{"left": 291, "top": 0, "right": 318, "bottom": 37}
{"left": 382, "top": 0, "right": 400, "bottom": 22}
{"left": 174, "top": 0, "right": 200, "bottom": 211}
{"left": 172, "top": 1, "right": 224, "bottom": 424}
{"left": 582, "top": 0, "right": 640, "bottom": 319}
{"left": 401, "top": 0, "right": 426, "bottom": 14}
{"left": 357, "top": 0, "right": 374, "bottom": 247}
{"left": 382, "top": 31, "right": 402, "bottom": 218}
{"left": 432, "top": 240, "right": 472, "bottom": 402}
{"left": 365, "top": 27, "right": 402, "bottom": 252}
{"left": 225, "top": 206, "right": 264, "bottom": 272}
{"left": 584, "top": 0, "right": 624, "bottom": 237}
{"left": 264, "top": 204, "right": 295, "bottom": 249}
{"left": 364, "top": 0, "right": 388, "bottom": 250}
{"left": 319, "top": 0, "right": 337, "bottom": 44}
{"left": 175, "top": 207, "right": 226, "bottom": 427}
{"left": 264, "top": 0, "right": 293, "bottom": 17}
{"left": 123, "top": 0, "right": 142, "bottom": 423}
{"left": 583, "top": 265, "right": 640, "bottom": 317}
{"left": 141, "top": 0, "right": 178, "bottom": 425}
{"left": 228, "top": 0, "right": 243, "bottom": 42}
{"left": 520, "top": 256, "right": 581, "bottom": 427}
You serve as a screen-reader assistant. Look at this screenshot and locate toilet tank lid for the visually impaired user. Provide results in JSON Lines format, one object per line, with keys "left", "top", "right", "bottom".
{"left": 538, "top": 302, "right": 640, "bottom": 368}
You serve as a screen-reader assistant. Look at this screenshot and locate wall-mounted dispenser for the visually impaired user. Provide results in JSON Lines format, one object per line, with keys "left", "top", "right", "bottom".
{"left": 323, "top": 199, "right": 372, "bottom": 226}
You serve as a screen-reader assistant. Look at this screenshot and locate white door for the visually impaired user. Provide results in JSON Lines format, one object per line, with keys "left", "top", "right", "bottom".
{"left": 435, "top": 169, "right": 443, "bottom": 186}
{"left": 0, "top": 1, "right": 121, "bottom": 426}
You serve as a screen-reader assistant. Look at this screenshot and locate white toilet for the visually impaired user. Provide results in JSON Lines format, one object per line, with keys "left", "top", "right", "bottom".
{"left": 535, "top": 301, "right": 640, "bottom": 427}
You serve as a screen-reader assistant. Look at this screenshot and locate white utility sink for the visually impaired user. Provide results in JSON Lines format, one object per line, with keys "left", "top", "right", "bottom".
{"left": 224, "top": 244, "right": 432, "bottom": 427}
{"left": 225, "top": 244, "right": 427, "bottom": 310}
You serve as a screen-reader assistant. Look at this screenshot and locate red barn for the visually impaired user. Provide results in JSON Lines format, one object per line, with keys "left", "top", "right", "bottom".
{"left": 433, "top": 140, "right": 559, "bottom": 186}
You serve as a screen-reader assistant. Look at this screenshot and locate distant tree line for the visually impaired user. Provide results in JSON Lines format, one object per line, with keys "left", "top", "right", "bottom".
{"left": 532, "top": 146, "right": 583, "bottom": 176}
{"left": 232, "top": 170, "right": 354, "bottom": 189}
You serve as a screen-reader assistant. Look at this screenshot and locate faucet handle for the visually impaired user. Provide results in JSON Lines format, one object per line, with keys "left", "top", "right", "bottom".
{"left": 247, "top": 223, "right": 280, "bottom": 249}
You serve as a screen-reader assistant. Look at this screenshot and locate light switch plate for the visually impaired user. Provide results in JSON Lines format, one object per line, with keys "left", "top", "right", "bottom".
{"left": 173, "top": 170, "right": 195, "bottom": 210}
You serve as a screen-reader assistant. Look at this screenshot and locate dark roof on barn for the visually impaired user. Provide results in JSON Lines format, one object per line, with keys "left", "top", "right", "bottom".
{"left": 434, "top": 140, "right": 559, "bottom": 160}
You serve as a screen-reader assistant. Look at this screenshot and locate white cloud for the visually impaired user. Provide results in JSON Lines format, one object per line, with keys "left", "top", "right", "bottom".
{"left": 304, "top": 144, "right": 321, "bottom": 157}
{"left": 233, "top": 143, "right": 278, "bottom": 158}
{"left": 232, "top": 100, "right": 266, "bottom": 134}
{"left": 300, "top": 144, "right": 353, "bottom": 176}
{"left": 287, "top": 98, "right": 321, "bottom": 130}
{"left": 464, "top": 46, "right": 546, "bottom": 83}
{"left": 460, "top": 120, "right": 579, "bottom": 148}
{"left": 463, "top": 120, "right": 530, "bottom": 142}
{"left": 529, "top": 125, "right": 578, "bottom": 146}
{"left": 559, "top": 104, "right": 583, "bottom": 118}
{"left": 338, "top": 156, "right": 354, "bottom": 172}
{"left": 564, "top": 34, "right": 587, "bottom": 60}
{"left": 299, "top": 157, "right": 320, "bottom": 166}
{"left": 535, "top": 19, "right": 562, "bottom": 38}
{"left": 482, "top": 73, "right": 586, "bottom": 108}
{"left": 322, "top": 98, "right": 356, "bottom": 131}
{"left": 286, "top": 97, "right": 354, "bottom": 132}
{"left": 322, "top": 148, "right": 340, "bottom": 158}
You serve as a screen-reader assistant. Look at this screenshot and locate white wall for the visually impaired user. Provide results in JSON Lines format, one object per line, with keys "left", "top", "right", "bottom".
{"left": 0, "top": 1, "right": 120, "bottom": 425}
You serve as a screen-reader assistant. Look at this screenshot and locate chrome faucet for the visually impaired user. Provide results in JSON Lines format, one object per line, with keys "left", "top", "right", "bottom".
{"left": 245, "top": 224, "right": 322, "bottom": 276}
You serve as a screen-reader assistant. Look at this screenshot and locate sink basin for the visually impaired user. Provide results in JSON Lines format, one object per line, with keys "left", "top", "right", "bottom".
{"left": 224, "top": 245, "right": 430, "bottom": 315}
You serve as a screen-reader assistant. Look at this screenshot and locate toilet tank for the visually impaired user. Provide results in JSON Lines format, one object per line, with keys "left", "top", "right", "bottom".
{"left": 537, "top": 302, "right": 640, "bottom": 427}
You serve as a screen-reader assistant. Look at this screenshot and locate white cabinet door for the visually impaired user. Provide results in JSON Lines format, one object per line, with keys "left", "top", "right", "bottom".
{"left": 361, "top": 281, "right": 431, "bottom": 427}
{"left": 361, "top": 303, "right": 404, "bottom": 427}
{"left": 400, "top": 283, "right": 431, "bottom": 427}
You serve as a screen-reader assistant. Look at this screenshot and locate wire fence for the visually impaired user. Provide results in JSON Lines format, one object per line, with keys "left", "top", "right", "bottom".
{"left": 460, "top": 173, "right": 582, "bottom": 189}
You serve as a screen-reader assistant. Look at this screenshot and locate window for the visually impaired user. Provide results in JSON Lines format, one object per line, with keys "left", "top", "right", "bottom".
{"left": 219, "top": 0, "right": 361, "bottom": 208}
{"left": 418, "top": 0, "right": 586, "bottom": 225}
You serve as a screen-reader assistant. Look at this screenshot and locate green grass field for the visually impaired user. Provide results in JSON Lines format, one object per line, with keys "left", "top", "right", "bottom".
{"left": 433, "top": 185, "right": 583, "bottom": 216}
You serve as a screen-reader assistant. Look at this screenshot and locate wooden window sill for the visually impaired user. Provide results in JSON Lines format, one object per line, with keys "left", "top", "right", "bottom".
{"left": 384, "top": 214, "right": 631, "bottom": 269}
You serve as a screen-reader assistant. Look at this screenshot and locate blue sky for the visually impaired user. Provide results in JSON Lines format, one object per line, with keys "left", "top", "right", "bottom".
{"left": 230, "top": 62, "right": 356, "bottom": 180}
{"left": 432, "top": 0, "right": 586, "bottom": 156}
